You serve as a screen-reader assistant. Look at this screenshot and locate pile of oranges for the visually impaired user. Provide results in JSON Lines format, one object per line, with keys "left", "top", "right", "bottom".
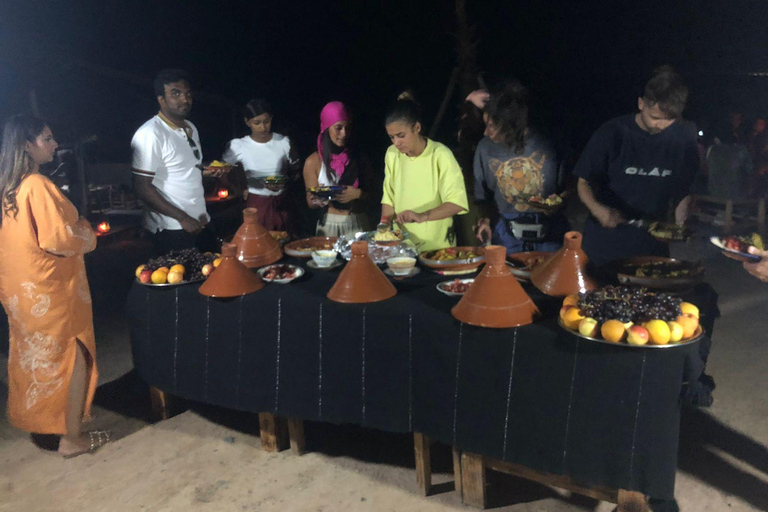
{"left": 560, "top": 294, "right": 701, "bottom": 346}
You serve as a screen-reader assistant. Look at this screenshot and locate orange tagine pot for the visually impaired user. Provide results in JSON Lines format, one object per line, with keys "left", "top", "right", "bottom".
{"left": 232, "top": 208, "right": 283, "bottom": 268}
{"left": 451, "top": 245, "right": 539, "bottom": 328}
{"left": 327, "top": 241, "right": 396, "bottom": 304}
{"left": 199, "top": 243, "right": 263, "bottom": 297}
{"left": 530, "top": 231, "right": 597, "bottom": 297}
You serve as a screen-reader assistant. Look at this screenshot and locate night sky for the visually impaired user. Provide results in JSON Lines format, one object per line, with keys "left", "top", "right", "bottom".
{"left": 1, "top": 0, "right": 768, "bottom": 165}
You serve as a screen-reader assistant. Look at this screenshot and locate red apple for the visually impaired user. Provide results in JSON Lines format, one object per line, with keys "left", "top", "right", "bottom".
{"left": 139, "top": 269, "right": 153, "bottom": 284}
{"left": 627, "top": 325, "right": 650, "bottom": 346}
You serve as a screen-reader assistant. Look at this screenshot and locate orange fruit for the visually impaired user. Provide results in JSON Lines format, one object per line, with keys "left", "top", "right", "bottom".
{"left": 646, "top": 319, "right": 671, "bottom": 345}
{"left": 213, "top": 258, "right": 222, "bottom": 268}
{"left": 667, "top": 321, "right": 684, "bottom": 343}
{"left": 559, "top": 305, "right": 574, "bottom": 320}
{"left": 562, "top": 307, "right": 586, "bottom": 330}
{"left": 151, "top": 269, "right": 168, "bottom": 284}
{"left": 601, "top": 320, "right": 626, "bottom": 343}
{"left": 167, "top": 271, "right": 184, "bottom": 284}
{"left": 135, "top": 264, "right": 146, "bottom": 278}
{"left": 563, "top": 294, "right": 580, "bottom": 307}
{"left": 676, "top": 314, "right": 698, "bottom": 339}
{"left": 170, "top": 264, "right": 185, "bottom": 274}
{"left": 679, "top": 302, "right": 699, "bottom": 318}
{"left": 157, "top": 266, "right": 170, "bottom": 274}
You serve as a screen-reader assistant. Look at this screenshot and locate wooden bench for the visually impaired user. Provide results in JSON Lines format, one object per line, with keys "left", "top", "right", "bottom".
{"left": 691, "top": 195, "right": 765, "bottom": 235}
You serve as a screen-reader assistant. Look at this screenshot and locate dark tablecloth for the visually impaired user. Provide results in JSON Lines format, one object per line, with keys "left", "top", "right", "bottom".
{"left": 127, "top": 259, "right": 715, "bottom": 500}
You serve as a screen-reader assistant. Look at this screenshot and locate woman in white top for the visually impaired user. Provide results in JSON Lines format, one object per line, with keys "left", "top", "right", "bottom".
{"left": 303, "top": 101, "right": 373, "bottom": 238}
{"left": 223, "top": 98, "right": 300, "bottom": 231}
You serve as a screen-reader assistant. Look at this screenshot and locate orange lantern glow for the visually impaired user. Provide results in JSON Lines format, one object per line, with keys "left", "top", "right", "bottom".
{"left": 217, "top": 189, "right": 229, "bottom": 199}
{"left": 97, "top": 221, "right": 111, "bottom": 233}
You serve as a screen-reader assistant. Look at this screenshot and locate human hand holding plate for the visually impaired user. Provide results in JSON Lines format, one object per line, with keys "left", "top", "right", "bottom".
{"left": 743, "top": 246, "right": 768, "bottom": 282}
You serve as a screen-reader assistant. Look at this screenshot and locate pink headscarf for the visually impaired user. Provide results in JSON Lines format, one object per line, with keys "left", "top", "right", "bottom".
{"left": 317, "top": 101, "right": 358, "bottom": 187}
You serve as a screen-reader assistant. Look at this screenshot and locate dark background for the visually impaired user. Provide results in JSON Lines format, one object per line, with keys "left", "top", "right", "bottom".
{"left": 1, "top": 0, "right": 768, "bottom": 170}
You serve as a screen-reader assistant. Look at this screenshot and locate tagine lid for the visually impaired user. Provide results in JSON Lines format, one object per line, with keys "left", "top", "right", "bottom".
{"left": 327, "top": 241, "right": 396, "bottom": 304}
{"left": 233, "top": 208, "right": 283, "bottom": 268}
{"left": 199, "top": 243, "right": 264, "bottom": 297}
{"left": 451, "top": 245, "right": 539, "bottom": 328}
{"left": 529, "top": 231, "right": 597, "bottom": 297}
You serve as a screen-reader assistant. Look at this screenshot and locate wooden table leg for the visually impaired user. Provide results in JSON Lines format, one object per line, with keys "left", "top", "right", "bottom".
{"left": 287, "top": 418, "right": 305, "bottom": 455}
{"left": 258, "top": 412, "right": 288, "bottom": 452}
{"left": 453, "top": 446, "right": 463, "bottom": 496}
{"left": 617, "top": 489, "right": 648, "bottom": 512}
{"left": 413, "top": 432, "right": 432, "bottom": 496}
{"left": 149, "top": 386, "right": 170, "bottom": 421}
{"left": 461, "top": 452, "right": 487, "bottom": 509}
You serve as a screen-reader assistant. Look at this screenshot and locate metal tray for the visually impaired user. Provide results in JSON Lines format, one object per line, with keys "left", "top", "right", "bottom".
{"left": 136, "top": 277, "right": 205, "bottom": 288}
{"left": 557, "top": 317, "right": 704, "bottom": 349}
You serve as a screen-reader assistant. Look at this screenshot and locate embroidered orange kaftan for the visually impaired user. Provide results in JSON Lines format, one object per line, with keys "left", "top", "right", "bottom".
{"left": 0, "top": 173, "right": 98, "bottom": 434}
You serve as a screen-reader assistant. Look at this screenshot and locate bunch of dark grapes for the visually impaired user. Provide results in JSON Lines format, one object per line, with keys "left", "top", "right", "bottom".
{"left": 142, "top": 248, "right": 216, "bottom": 281}
{"left": 577, "top": 286, "right": 681, "bottom": 324}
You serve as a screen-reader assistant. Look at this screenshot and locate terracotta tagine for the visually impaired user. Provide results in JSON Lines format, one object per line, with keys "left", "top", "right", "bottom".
{"left": 327, "top": 241, "right": 396, "bottom": 304}
{"left": 232, "top": 208, "right": 282, "bottom": 268}
{"left": 451, "top": 245, "right": 539, "bottom": 328}
{"left": 530, "top": 231, "right": 597, "bottom": 297}
{"left": 199, "top": 242, "right": 264, "bottom": 297}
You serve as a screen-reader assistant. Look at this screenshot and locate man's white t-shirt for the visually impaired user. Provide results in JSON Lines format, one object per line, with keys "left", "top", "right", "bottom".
{"left": 222, "top": 133, "right": 295, "bottom": 197}
{"left": 131, "top": 115, "right": 209, "bottom": 232}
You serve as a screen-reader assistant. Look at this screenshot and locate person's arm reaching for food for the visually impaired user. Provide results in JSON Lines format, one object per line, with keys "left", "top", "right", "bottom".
{"left": 577, "top": 177, "right": 625, "bottom": 228}
{"left": 396, "top": 202, "right": 465, "bottom": 224}
{"left": 674, "top": 195, "right": 692, "bottom": 226}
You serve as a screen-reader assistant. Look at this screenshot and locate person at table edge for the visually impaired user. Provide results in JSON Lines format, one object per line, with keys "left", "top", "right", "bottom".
{"left": 222, "top": 98, "right": 300, "bottom": 232}
{"left": 574, "top": 65, "right": 698, "bottom": 266}
{"left": 381, "top": 92, "right": 469, "bottom": 252}
{"left": 131, "top": 69, "right": 220, "bottom": 255}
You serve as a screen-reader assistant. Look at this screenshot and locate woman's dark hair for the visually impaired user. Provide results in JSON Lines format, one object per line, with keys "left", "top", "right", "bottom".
{"left": 153, "top": 69, "right": 191, "bottom": 98}
{"left": 0, "top": 115, "right": 47, "bottom": 226}
{"left": 243, "top": 98, "right": 273, "bottom": 121}
{"left": 485, "top": 81, "right": 529, "bottom": 154}
{"left": 385, "top": 90, "right": 423, "bottom": 128}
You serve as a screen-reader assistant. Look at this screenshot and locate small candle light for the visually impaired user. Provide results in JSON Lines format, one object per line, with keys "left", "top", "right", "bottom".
{"left": 217, "top": 189, "right": 229, "bottom": 199}
{"left": 97, "top": 221, "right": 111, "bottom": 233}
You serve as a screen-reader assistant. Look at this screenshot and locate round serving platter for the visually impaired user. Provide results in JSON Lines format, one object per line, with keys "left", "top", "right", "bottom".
{"left": 612, "top": 256, "right": 704, "bottom": 290}
{"left": 436, "top": 278, "right": 474, "bottom": 297}
{"left": 418, "top": 246, "right": 486, "bottom": 272}
{"left": 256, "top": 264, "right": 304, "bottom": 284}
{"left": 506, "top": 251, "right": 554, "bottom": 280}
{"left": 557, "top": 317, "right": 704, "bottom": 349}
{"left": 284, "top": 236, "right": 338, "bottom": 258}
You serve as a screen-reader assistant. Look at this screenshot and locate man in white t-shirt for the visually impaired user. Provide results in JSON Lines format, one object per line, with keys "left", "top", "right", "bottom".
{"left": 131, "top": 69, "right": 219, "bottom": 254}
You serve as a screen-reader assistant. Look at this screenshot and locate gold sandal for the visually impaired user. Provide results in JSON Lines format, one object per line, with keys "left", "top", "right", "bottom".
{"left": 62, "top": 430, "right": 111, "bottom": 459}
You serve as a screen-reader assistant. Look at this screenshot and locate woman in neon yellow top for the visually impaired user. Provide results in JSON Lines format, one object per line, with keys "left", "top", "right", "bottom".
{"left": 381, "top": 93, "right": 469, "bottom": 252}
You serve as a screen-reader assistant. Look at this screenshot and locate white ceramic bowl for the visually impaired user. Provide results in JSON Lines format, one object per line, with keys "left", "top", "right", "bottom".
{"left": 386, "top": 256, "right": 417, "bottom": 276}
{"left": 311, "top": 250, "right": 338, "bottom": 268}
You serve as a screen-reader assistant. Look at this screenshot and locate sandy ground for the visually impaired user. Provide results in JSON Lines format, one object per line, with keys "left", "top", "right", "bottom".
{"left": 1, "top": 229, "right": 767, "bottom": 512}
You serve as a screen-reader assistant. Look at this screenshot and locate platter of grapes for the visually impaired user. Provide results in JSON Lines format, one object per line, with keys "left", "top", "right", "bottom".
{"left": 710, "top": 234, "right": 764, "bottom": 263}
{"left": 135, "top": 249, "right": 219, "bottom": 287}
{"left": 558, "top": 286, "right": 704, "bottom": 349}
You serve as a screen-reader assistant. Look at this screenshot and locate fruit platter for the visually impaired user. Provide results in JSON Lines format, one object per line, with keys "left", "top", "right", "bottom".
{"left": 257, "top": 263, "right": 304, "bottom": 284}
{"left": 612, "top": 256, "right": 704, "bottom": 290}
{"left": 135, "top": 248, "right": 219, "bottom": 286}
{"left": 419, "top": 247, "right": 486, "bottom": 272}
{"left": 308, "top": 186, "right": 344, "bottom": 200}
{"left": 284, "top": 236, "right": 338, "bottom": 257}
{"left": 436, "top": 278, "right": 474, "bottom": 297}
{"left": 648, "top": 222, "right": 690, "bottom": 242}
{"left": 710, "top": 233, "right": 764, "bottom": 263}
{"left": 526, "top": 193, "right": 564, "bottom": 213}
{"left": 506, "top": 251, "right": 554, "bottom": 280}
{"left": 558, "top": 285, "right": 704, "bottom": 348}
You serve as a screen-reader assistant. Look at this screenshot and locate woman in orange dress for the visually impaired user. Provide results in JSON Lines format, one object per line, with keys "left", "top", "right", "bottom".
{"left": 0, "top": 115, "right": 108, "bottom": 457}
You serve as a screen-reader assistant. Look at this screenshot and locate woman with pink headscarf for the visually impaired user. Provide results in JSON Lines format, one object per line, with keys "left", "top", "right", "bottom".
{"left": 303, "top": 101, "right": 373, "bottom": 238}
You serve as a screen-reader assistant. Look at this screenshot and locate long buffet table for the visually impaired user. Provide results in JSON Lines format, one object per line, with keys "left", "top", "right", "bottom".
{"left": 126, "top": 257, "right": 717, "bottom": 504}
